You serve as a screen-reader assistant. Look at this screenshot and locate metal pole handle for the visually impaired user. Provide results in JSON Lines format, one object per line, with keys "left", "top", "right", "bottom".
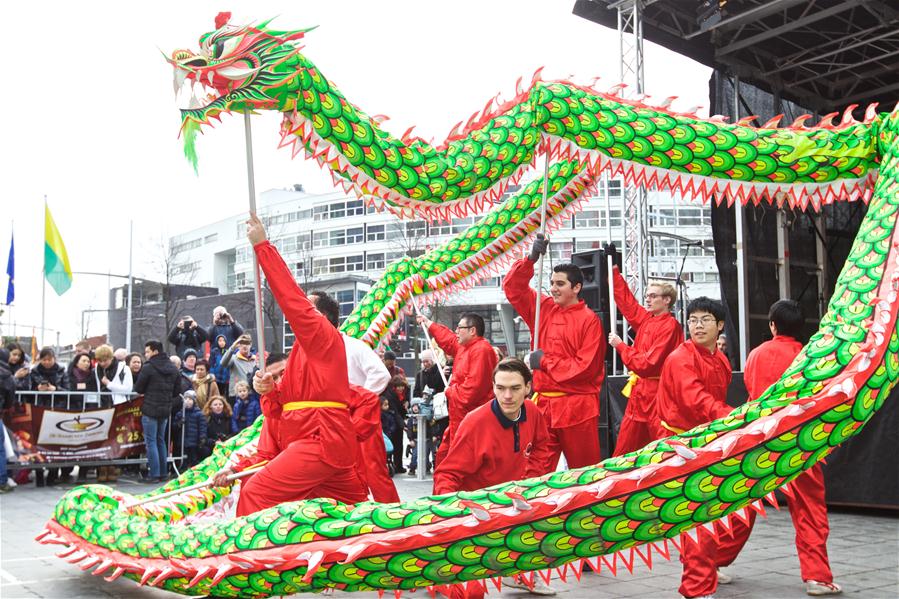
{"left": 410, "top": 298, "right": 450, "bottom": 389}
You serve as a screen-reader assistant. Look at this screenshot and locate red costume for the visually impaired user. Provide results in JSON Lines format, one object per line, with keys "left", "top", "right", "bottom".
{"left": 654, "top": 339, "right": 732, "bottom": 598}
{"left": 503, "top": 257, "right": 605, "bottom": 470}
{"left": 347, "top": 385, "right": 401, "bottom": 503}
{"left": 435, "top": 399, "right": 552, "bottom": 599}
{"left": 434, "top": 400, "right": 552, "bottom": 494}
{"left": 428, "top": 322, "right": 498, "bottom": 466}
{"left": 715, "top": 335, "right": 835, "bottom": 585}
{"left": 610, "top": 266, "right": 683, "bottom": 456}
{"left": 232, "top": 241, "right": 367, "bottom": 516}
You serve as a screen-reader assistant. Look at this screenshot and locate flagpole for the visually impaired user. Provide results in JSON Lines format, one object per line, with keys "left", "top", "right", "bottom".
{"left": 41, "top": 195, "right": 47, "bottom": 348}
{"left": 126, "top": 220, "right": 134, "bottom": 352}
{"left": 244, "top": 113, "right": 267, "bottom": 372}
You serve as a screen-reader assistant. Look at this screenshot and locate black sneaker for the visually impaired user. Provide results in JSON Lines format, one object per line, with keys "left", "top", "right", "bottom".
{"left": 0, "top": 483, "right": 14, "bottom": 494}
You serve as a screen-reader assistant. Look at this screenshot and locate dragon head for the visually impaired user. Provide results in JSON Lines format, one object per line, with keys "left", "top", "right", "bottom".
{"left": 167, "top": 13, "right": 314, "bottom": 171}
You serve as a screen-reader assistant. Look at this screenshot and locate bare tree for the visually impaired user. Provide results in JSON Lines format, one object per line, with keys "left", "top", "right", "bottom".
{"left": 148, "top": 235, "right": 200, "bottom": 354}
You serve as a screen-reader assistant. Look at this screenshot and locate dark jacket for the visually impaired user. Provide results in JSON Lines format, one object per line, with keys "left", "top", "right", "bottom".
{"left": 209, "top": 340, "right": 230, "bottom": 385}
{"left": 208, "top": 321, "right": 244, "bottom": 348}
{"left": 167, "top": 324, "right": 208, "bottom": 359}
{"left": 134, "top": 353, "right": 181, "bottom": 419}
{"left": 232, "top": 396, "right": 262, "bottom": 432}
{"left": 382, "top": 385, "right": 409, "bottom": 420}
{"left": 381, "top": 407, "right": 399, "bottom": 437}
{"left": 205, "top": 411, "right": 234, "bottom": 445}
{"left": 0, "top": 352, "right": 16, "bottom": 411}
{"left": 413, "top": 364, "right": 446, "bottom": 397}
{"left": 27, "top": 362, "right": 68, "bottom": 392}
{"left": 176, "top": 406, "right": 207, "bottom": 448}
{"left": 66, "top": 360, "right": 99, "bottom": 411}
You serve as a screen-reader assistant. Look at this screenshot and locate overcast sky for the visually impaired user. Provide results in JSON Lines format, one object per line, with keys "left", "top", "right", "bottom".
{"left": 0, "top": 0, "right": 711, "bottom": 346}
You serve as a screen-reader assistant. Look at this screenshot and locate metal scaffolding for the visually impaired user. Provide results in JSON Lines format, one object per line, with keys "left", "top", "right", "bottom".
{"left": 615, "top": 0, "right": 650, "bottom": 294}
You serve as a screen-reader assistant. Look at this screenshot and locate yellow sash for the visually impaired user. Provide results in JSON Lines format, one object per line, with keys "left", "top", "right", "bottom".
{"left": 660, "top": 420, "right": 686, "bottom": 435}
{"left": 282, "top": 401, "right": 347, "bottom": 412}
{"left": 531, "top": 391, "right": 566, "bottom": 405}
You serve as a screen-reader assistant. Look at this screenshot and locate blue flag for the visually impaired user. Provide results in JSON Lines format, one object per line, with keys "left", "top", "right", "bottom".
{"left": 5, "top": 232, "right": 13, "bottom": 305}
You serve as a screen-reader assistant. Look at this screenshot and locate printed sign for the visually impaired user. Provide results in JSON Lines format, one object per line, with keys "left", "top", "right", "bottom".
{"left": 37, "top": 408, "right": 114, "bottom": 445}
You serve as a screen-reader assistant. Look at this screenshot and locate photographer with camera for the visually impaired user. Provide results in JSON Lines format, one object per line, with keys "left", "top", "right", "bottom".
{"left": 167, "top": 316, "right": 208, "bottom": 360}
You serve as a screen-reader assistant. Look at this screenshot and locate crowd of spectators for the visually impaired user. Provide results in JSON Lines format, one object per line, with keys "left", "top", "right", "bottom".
{"left": 0, "top": 305, "right": 261, "bottom": 488}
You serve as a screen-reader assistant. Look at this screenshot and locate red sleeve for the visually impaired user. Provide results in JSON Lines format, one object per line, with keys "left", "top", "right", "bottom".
{"left": 233, "top": 417, "right": 280, "bottom": 472}
{"left": 540, "top": 312, "right": 605, "bottom": 385}
{"left": 612, "top": 266, "right": 649, "bottom": 329}
{"left": 433, "top": 416, "right": 483, "bottom": 494}
{"left": 502, "top": 258, "right": 539, "bottom": 329}
{"left": 744, "top": 348, "right": 763, "bottom": 401}
{"left": 617, "top": 318, "right": 683, "bottom": 377}
{"left": 525, "top": 407, "right": 553, "bottom": 478}
{"left": 448, "top": 342, "right": 498, "bottom": 412}
{"left": 254, "top": 241, "right": 342, "bottom": 363}
{"left": 664, "top": 354, "right": 731, "bottom": 424}
{"left": 347, "top": 385, "right": 381, "bottom": 442}
{"left": 429, "top": 321, "right": 461, "bottom": 357}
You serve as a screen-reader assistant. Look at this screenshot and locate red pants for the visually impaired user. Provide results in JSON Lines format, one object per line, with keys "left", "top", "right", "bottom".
{"left": 542, "top": 416, "right": 601, "bottom": 470}
{"left": 613, "top": 413, "right": 657, "bottom": 456}
{"left": 360, "top": 435, "right": 400, "bottom": 503}
{"left": 679, "top": 464, "right": 833, "bottom": 597}
{"left": 445, "top": 581, "right": 484, "bottom": 599}
{"left": 237, "top": 441, "right": 368, "bottom": 517}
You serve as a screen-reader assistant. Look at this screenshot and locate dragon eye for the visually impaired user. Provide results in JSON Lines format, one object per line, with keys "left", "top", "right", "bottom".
{"left": 213, "top": 40, "right": 226, "bottom": 59}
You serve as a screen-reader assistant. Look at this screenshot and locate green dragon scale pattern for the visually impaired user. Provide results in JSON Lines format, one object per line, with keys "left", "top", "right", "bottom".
{"left": 37, "top": 16, "right": 899, "bottom": 598}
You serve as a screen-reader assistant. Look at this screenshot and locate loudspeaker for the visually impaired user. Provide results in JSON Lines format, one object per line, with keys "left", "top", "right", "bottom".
{"left": 571, "top": 246, "right": 621, "bottom": 329}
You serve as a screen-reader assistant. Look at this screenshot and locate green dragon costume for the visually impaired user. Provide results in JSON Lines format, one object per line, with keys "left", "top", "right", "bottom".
{"left": 37, "top": 14, "right": 897, "bottom": 598}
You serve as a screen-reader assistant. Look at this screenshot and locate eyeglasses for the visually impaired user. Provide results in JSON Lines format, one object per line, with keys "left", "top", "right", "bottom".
{"left": 645, "top": 293, "right": 662, "bottom": 300}
{"left": 687, "top": 316, "right": 718, "bottom": 327}
{"left": 455, "top": 324, "right": 474, "bottom": 331}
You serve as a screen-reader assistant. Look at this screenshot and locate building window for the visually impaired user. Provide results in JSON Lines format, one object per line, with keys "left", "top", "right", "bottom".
{"left": 294, "top": 261, "right": 305, "bottom": 279}
{"left": 329, "top": 229, "right": 347, "bottom": 246}
{"left": 336, "top": 289, "right": 356, "bottom": 323}
{"left": 367, "top": 224, "right": 385, "bottom": 242}
{"left": 204, "top": 233, "right": 218, "bottom": 244}
{"left": 313, "top": 231, "right": 329, "bottom": 249}
{"left": 651, "top": 208, "right": 676, "bottom": 226}
{"left": 329, "top": 202, "right": 346, "bottom": 220}
{"left": 347, "top": 255, "right": 364, "bottom": 272}
{"left": 298, "top": 232, "right": 311, "bottom": 250}
{"left": 346, "top": 227, "right": 364, "bottom": 244}
{"left": 678, "top": 207, "right": 703, "bottom": 226}
{"left": 346, "top": 199, "right": 364, "bottom": 216}
{"left": 367, "top": 252, "right": 385, "bottom": 270}
{"left": 474, "top": 277, "right": 500, "bottom": 287}
{"left": 313, "top": 205, "right": 329, "bottom": 222}
{"left": 574, "top": 210, "right": 600, "bottom": 229}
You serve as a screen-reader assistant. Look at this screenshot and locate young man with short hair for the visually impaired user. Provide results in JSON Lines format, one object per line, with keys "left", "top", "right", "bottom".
{"left": 134, "top": 339, "right": 181, "bottom": 483}
{"left": 434, "top": 358, "right": 555, "bottom": 598}
{"left": 715, "top": 300, "right": 841, "bottom": 597}
{"left": 654, "top": 297, "right": 732, "bottom": 599}
{"left": 502, "top": 234, "right": 606, "bottom": 471}
{"left": 609, "top": 266, "right": 683, "bottom": 455}
{"left": 416, "top": 311, "right": 498, "bottom": 469}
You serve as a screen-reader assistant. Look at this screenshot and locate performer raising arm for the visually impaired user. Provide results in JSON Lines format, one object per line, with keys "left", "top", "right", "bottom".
{"left": 608, "top": 263, "right": 683, "bottom": 455}
{"left": 212, "top": 214, "right": 367, "bottom": 515}
{"left": 502, "top": 234, "right": 606, "bottom": 471}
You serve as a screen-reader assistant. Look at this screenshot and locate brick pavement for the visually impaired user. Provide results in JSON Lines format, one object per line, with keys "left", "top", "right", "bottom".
{"left": 1, "top": 473, "right": 896, "bottom": 598}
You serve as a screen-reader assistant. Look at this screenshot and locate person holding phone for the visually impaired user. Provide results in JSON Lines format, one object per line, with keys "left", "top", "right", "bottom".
{"left": 167, "top": 315, "right": 208, "bottom": 359}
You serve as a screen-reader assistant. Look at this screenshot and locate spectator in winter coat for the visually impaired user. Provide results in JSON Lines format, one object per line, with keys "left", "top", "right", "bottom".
{"left": 0, "top": 349, "right": 16, "bottom": 493}
{"left": 380, "top": 397, "right": 400, "bottom": 466}
{"left": 134, "top": 340, "right": 182, "bottom": 483}
{"left": 6, "top": 342, "right": 30, "bottom": 391}
{"left": 209, "top": 306, "right": 244, "bottom": 348}
{"left": 381, "top": 375, "right": 409, "bottom": 474}
{"left": 126, "top": 353, "right": 143, "bottom": 383}
{"left": 94, "top": 344, "right": 133, "bottom": 406}
{"left": 203, "top": 396, "right": 234, "bottom": 454}
{"left": 176, "top": 391, "right": 207, "bottom": 468}
{"left": 208, "top": 335, "right": 230, "bottom": 397}
{"left": 231, "top": 381, "right": 262, "bottom": 433}
{"left": 66, "top": 353, "right": 98, "bottom": 411}
{"left": 169, "top": 355, "right": 193, "bottom": 396}
{"left": 28, "top": 347, "right": 69, "bottom": 405}
{"left": 167, "top": 316, "right": 208, "bottom": 359}
{"left": 181, "top": 348, "right": 198, "bottom": 377}
{"left": 412, "top": 349, "right": 445, "bottom": 397}
{"left": 220, "top": 334, "right": 257, "bottom": 400}
{"left": 382, "top": 351, "right": 405, "bottom": 379}
{"left": 191, "top": 359, "right": 221, "bottom": 409}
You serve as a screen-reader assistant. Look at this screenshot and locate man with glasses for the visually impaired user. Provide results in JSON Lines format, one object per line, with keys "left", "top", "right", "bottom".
{"left": 502, "top": 234, "right": 606, "bottom": 471}
{"left": 654, "top": 297, "right": 733, "bottom": 599}
{"left": 416, "top": 312, "right": 497, "bottom": 468}
{"left": 608, "top": 265, "right": 683, "bottom": 456}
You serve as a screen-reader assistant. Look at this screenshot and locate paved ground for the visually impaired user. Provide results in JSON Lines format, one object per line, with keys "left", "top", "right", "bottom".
{"left": 1, "top": 472, "right": 896, "bottom": 598}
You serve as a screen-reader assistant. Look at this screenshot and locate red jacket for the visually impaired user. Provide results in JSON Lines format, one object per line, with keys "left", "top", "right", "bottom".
{"left": 612, "top": 266, "right": 683, "bottom": 421}
{"left": 428, "top": 322, "right": 498, "bottom": 434}
{"left": 236, "top": 241, "right": 357, "bottom": 471}
{"left": 503, "top": 257, "right": 606, "bottom": 428}
{"left": 433, "top": 399, "right": 552, "bottom": 494}
{"left": 744, "top": 335, "right": 803, "bottom": 401}
{"left": 347, "top": 385, "right": 400, "bottom": 503}
{"left": 654, "top": 340, "right": 732, "bottom": 435}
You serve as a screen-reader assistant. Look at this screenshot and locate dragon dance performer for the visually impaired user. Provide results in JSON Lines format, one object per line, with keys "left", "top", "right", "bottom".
{"left": 212, "top": 214, "right": 367, "bottom": 515}
{"left": 434, "top": 358, "right": 556, "bottom": 598}
{"left": 608, "top": 264, "right": 683, "bottom": 456}
{"left": 654, "top": 297, "right": 733, "bottom": 599}
{"left": 342, "top": 329, "right": 400, "bottom": 503}
{"left": 714, "top": 300, "right": 841, "bottom": 597}
{"left": 415, "top": 312, "right": 497, "bottom": 469}
{"left": 503, "top": 234, "right": 606, "bottom": 470}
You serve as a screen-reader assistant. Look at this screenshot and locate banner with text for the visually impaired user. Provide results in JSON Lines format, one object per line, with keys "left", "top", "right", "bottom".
{"left": 3, "top": 398, "right": 145, "bottom": 463}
